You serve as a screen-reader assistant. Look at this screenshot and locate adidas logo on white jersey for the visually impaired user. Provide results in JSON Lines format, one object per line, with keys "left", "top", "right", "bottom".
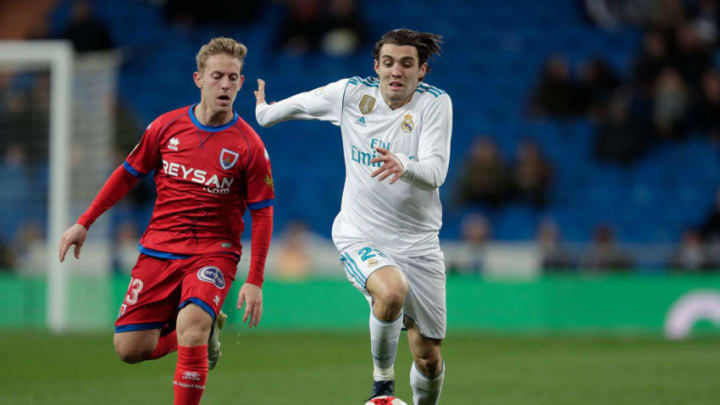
{"left": 355, "top": 117, "right": 366, "bottom": 127}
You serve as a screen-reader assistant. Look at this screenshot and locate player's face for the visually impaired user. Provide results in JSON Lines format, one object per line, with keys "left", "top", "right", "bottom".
{"left": 374, "top": 44, "right": 427, "bottom": 109}
{"left": 194, "top": 54, "right": 244, "bottom": 113}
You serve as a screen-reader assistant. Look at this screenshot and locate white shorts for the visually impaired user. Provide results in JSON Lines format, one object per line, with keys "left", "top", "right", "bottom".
{"left": 339, "top": 242, "right": 447, "bottom": 339}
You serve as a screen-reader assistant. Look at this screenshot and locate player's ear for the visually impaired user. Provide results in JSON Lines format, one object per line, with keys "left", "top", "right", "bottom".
{"left": 238, "top": 74, "right": 245, "bottom": 90}
{"left": 418, "top": 62, "right": 428, "bottom": 81}
{"left": 374, "top": 59, "right": 380, "bottom": 75}
{"left": 193, "top": 71, "right": 202, "bottom": 89}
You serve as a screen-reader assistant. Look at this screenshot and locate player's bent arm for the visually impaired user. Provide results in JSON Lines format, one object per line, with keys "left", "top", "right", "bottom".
{"left": 59, "top": 165, "right": 139, "bottom": 262}
{"left": 255, "top": 79, "right": 348, "bottom": 127}
{"left": 77, "top": 164, "right": 140, "bottom": 229}
{"left": 396, "top": 95, "right": 453, "bottom": 190}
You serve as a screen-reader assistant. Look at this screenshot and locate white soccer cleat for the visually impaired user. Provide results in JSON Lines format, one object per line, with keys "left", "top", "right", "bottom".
{"left": 208, "top": 310, "right": 227, "bottom": 370}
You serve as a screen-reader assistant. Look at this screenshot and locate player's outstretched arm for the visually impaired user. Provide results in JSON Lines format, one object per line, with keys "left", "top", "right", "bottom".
{"left": 237, "top": 283, "right": 263, "bottom": 328}
{"left": 58, "top": 223, "right": 88, "bottom": 262}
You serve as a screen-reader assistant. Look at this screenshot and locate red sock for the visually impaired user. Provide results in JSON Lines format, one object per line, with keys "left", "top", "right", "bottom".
{"left": 149, "top": 330, "right": 178, "bottom": 359}
{"left": 173, "top": 345, "right": 208, "bottom": 405}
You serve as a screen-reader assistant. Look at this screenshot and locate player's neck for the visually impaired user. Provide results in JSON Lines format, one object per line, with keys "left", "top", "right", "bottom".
{"left": 383, "top": 93, "right": 414, "bottom": 110}
{"left": 194, "top": 103, "right": 234, "bottom": 127}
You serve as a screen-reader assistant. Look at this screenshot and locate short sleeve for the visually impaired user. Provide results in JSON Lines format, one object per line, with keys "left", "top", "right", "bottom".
{"left": 124, "top": 119, "right": 162, "bottom": 177}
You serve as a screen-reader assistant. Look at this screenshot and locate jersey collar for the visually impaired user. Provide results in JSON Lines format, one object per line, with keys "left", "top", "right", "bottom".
{"left": 188, "top": 103, "right": 239, "bottom": 132}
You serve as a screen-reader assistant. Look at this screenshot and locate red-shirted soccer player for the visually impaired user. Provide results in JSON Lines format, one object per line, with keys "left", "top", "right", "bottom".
{"left": 58, "top": 37, "right": 273, "bottom": 405}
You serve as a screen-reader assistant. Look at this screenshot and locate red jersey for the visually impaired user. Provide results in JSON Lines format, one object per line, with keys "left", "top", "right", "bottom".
{"left": 124, "top": 104, "right": 274, "bottom": 258}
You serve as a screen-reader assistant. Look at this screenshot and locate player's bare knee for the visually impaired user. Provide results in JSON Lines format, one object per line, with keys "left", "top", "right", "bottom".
{"left": 414, "top": 354, "right": 443, "bottom": 378}
{"left": 114, "top": 338, "right": 150, "bottom": 364}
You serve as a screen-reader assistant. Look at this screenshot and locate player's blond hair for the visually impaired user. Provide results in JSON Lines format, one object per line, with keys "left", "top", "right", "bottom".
{"left": 196, "top": 37, "right": 248, "bottom": 73}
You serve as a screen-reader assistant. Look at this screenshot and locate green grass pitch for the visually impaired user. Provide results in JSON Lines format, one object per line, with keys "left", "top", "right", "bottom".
{"left": 1, "top": 330, "right": 719, "bottom": 404}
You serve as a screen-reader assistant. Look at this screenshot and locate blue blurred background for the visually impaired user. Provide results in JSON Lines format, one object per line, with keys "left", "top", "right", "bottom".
{"left": 4, "top": 0, "right": 720, "bottom": 277}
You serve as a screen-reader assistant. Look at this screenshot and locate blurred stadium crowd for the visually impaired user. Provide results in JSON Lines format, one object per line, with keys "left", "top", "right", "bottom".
{"left": 3, "top": 0, "right": 720, "bottom": 274}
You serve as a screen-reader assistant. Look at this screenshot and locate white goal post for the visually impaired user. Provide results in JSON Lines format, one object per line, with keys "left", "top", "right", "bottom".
{"left": 0, "top": 41, "right": 73, "bottom": 333}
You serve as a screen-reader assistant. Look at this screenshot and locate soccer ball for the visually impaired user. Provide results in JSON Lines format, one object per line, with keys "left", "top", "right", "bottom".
{"left": 364, "top": 396, "right": 408, "bottom": 405}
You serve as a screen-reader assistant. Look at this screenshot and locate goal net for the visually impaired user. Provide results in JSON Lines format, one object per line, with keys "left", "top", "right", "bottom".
{"left": 0, "top": 41, "right": 121, "bottom": 332}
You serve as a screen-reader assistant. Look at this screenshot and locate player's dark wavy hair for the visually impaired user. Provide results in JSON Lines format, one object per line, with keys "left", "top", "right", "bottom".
{"left": 373, "top": 29, "right": 443, "bottom": 76}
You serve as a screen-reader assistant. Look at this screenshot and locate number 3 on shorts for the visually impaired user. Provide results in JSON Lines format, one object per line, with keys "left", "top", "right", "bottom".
{"left": 125, "top": 278, "right": 144, "bottom": 305}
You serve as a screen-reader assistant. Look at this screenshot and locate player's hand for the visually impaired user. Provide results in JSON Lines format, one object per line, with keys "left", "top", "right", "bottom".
{"left": 254, "top": 79, "right": 266, "bottom": 106}
{"left": 237, "top": 283, "right": 263, "bottom": 328}
{"left": 370, "top": 147, "right": 405, "bottom": 184}
{"left": 58, "top": 223, "right": 88, "bottom": 262}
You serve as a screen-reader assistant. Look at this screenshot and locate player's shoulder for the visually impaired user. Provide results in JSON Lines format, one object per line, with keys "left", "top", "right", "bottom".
{"left": 146, "top": 105, "right": 192, "bottom": 132}
{"left": 414, "top": 82, "right": 449, "bottom": 102}
{"left": 233, "top": 115, "right": 267, "bottom": 148}
{"left": 347, "top": 76, "right": 379, "bottom": 89}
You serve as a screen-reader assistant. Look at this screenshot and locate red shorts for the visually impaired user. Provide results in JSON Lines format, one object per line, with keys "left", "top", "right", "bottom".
{"left": 114, "top": 253, "right": 238, "bottom": 333}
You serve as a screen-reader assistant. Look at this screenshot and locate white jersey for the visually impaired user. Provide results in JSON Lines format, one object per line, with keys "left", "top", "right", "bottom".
{"left": 256, "top": 76, "right": 453, "bottom": 256}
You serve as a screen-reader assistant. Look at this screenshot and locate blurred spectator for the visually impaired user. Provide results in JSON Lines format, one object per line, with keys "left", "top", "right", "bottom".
{"left": 274, "top": 0, "right": 326, "bottom": 54}
{"left": 648, "top": 0, "right": 686, "bottom": 31}
{"left": 12, "top": 223, "right": 45, "bottom": 273}
{"left": 692, "top": 69, "right": 720, "bottom": 142}
{"left": 447, "top": 214, "right": 490, "bottom": 275}
{"left": 60, "top": 0, "right": 114, "bottom": 53}
{"left": 593, "top": 91, "right": 649, "bottom": 164}
{"left": 687, "top": 0, "right": 720, "bottom": 45}
{"left": 274, "top": 0, "right": 366, "bottom": 56}
{"left": 275, "top": 220, "right": 313, "bottom": 279}
{"left": 509, "top": 138, "right": 553, "bottom": 208}
{"left": 668, "top": 228, "right": 712, "bottom": 272}
{"left": 583, "top": 0, "right": 662, "bottom": 29}
{"left": 631, "top": 31, "right": 672, "bottom": 97}
{"left": 0, "top": 237, "right": 15, "bottom": 270}
{"left": 111, "top": 221, "right": 140, "bottom": 274}
{"left": 577, "top": 57, "right": 621, "bottom": 117}
{"left": 455, "top": 136, "right": 511, "bottom": 208}
{"left": 536, "top": 218, "right": 574, "bottom": 272}
{"left": 163, "top": 0, "right": 264, "bottom": 26}
{"left": 581, "top": 224, "right": 634, "bottom": 272}
{"left": 527, "top": 55, "right": 582, "bottom": 118}
{"left": 320, "top": 0, "right": 367, "bottom": 56}
{"left": 652, "top": 67, "right": 690, "bottom": 139}
{"left": 669, "top": 22, "right": 713, "bottom": 89}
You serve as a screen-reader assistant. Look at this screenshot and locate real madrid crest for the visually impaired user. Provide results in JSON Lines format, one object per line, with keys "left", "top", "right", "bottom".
{"left": 401, "top": 114, "right": 414, "bottom": 133}
{"left": 359, "top": 95, "right": 376, "bottom": 115}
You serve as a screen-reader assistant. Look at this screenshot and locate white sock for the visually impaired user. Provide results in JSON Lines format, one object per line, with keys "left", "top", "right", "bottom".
{"left": 369, "top": 311, "right": 402, "bottom": 381}
{"left": 410, "top": 361, "right": 444, "bottom": 405}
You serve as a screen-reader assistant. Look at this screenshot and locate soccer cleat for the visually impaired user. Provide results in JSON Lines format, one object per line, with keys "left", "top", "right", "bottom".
{"left": 208, "top": 310, "right": 227, "bottom": 370}
{"left": 368, "top": 380, "right": 395, "bottom": 400}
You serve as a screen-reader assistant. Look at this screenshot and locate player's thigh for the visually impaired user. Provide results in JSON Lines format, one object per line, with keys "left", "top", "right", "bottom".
{"left": 340, "top": 243, "right": 400, "bottom": 297}
{"left": 179, "top": 253, "right": 239, "bottom": 320}
{"left": 399, "top": 250, "right": 447, "bottom": 339}
{"left": 113, "top": 328, "right": 162, "bottom": 362}
{"left": 115, "top": 255, "right": 183, "bottom": 332}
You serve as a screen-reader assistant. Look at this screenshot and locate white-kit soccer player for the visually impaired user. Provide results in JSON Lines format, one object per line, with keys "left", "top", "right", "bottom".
{"left": 254, "top": 29, "right": 451, "bottom": 404}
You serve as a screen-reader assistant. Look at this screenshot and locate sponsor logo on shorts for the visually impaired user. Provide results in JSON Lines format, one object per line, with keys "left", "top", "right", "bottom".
{"left": 197, "top": 266, "right": 226, "bottom": 289}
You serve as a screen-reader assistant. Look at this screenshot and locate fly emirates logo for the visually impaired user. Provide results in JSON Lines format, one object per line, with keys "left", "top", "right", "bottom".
{"left": 162, "top": 159, "right": 233, "bottom": 195}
